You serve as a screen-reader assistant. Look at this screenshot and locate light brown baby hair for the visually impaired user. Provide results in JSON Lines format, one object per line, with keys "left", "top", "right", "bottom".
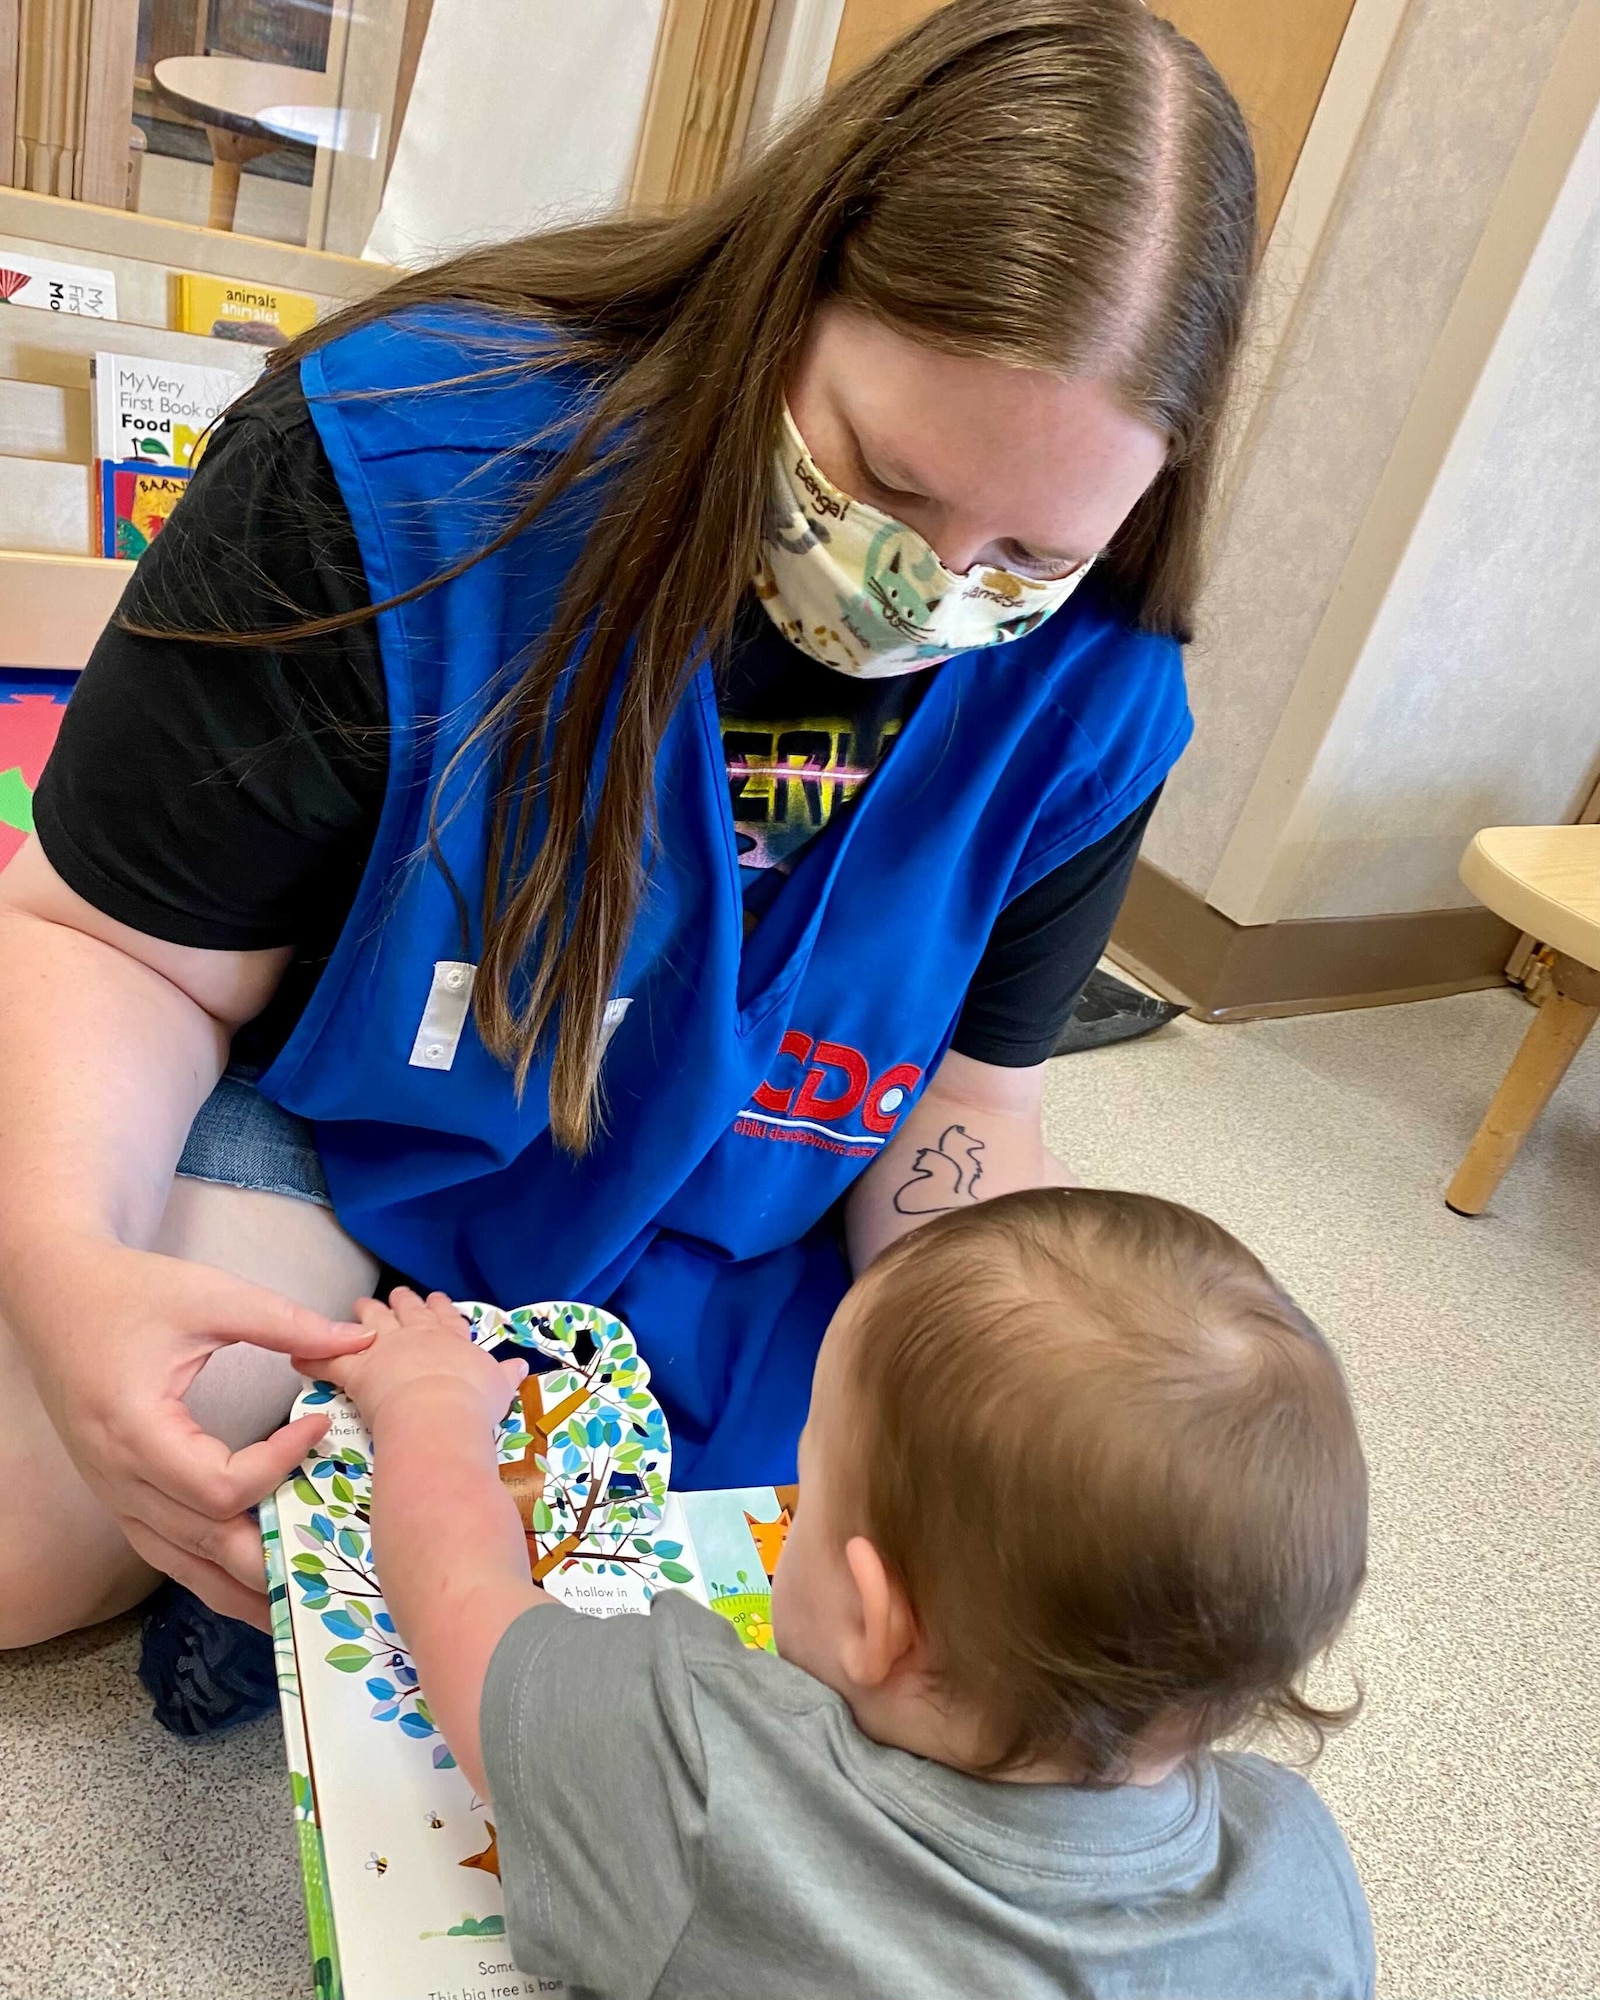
{"left": 849, "top": 1188, "right": 1367, "bottom": 1782}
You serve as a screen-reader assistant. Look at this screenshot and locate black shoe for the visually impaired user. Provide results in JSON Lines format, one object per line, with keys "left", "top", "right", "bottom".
{"left": 1051, "top": 967, "right": 1185, "bottom": 1056}
{"left": 137, "top": 1580, "right": 278, "bottom": 1739}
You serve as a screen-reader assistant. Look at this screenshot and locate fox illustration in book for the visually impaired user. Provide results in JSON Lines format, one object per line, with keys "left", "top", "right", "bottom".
{"left": 743, "top": 1506, "right": 793, "bottom": 1581}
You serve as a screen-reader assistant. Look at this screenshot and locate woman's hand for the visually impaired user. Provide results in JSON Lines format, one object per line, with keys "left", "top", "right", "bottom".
{"left": 12, "top": 1235, "right": 375, "bottom": 1630}
{"left": 302, "top": 1288, "right": 529, "bottom": 1437}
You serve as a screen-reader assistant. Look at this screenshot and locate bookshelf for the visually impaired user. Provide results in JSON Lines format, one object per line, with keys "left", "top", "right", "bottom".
{"left": 0, "top": 184, "right": 391, "bottom": 562}
{"left": 0, "top": 549, "right": 132, "bottom": 667}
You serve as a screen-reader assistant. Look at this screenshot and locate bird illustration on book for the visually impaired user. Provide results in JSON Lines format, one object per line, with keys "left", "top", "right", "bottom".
{"left": 460, "top": 1823, "right": 501, "bottom": 1880}
{"left": 892, "top": 1124, "right": 986, "bottom": 1214}
{"left": 471, "top": 1300, "right": 678, "bottom": 1588}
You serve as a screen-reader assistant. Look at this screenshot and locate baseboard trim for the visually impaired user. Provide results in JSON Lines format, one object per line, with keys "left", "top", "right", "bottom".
{"left": 1109, "top": 858, "right": 1520, "bottom": 1021}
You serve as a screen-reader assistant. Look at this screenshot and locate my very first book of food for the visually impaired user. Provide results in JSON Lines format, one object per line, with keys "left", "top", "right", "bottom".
{"left": 262, "top": 1298, "right": 794, "bottom": 2000}
{"left": 90, "top": 348, "right": 260, "bottom": 556}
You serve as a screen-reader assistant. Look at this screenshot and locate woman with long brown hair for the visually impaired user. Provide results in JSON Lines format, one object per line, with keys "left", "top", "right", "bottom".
{"left": 0, "top": 0, "right": 1255, "bottom": 1722}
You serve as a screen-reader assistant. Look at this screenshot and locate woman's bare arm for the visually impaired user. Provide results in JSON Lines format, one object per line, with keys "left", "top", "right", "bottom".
{"left": 844, "top": 1048, "right": 1075, "bottom": 1274}
{"left": 0, "top": 836, "right": 280, "bottom": 1251}
{"left": 0, "top": 836, "right": 370, "bottom": 1620}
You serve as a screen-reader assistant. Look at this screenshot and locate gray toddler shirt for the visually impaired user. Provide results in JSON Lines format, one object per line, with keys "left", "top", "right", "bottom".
{"left": 482, "top": 1592, "right": 1374, "bottom": 2000}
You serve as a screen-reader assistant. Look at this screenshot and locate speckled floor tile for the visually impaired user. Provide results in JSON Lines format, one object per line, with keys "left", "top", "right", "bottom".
{"left": 0, "top": 1616, "right": 310, "bottom": 1999}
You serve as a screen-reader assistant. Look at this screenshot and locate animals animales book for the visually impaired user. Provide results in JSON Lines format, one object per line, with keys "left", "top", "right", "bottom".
{"left": 263, "top": 1298, "right": 793, "bottom": 2000}
{"left": 171, "top": 273, "right": 318, "bottom": 346}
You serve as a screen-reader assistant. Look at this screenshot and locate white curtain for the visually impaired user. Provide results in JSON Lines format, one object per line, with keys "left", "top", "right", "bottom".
{"left": 365, "top": 0, "right": 666, "bottom": 267}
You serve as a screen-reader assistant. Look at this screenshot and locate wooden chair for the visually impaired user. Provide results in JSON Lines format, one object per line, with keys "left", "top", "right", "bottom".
{"left": 1446, "top": 825, "right": 1600, "bottom": 1215}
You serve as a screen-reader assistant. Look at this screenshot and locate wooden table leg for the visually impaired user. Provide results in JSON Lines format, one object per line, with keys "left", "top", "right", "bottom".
{"left": 204, "top": 124, "right": 274, "bottom": 232}
{"left": 1446, "top": 980, "right": 1600, "bottom": 1214}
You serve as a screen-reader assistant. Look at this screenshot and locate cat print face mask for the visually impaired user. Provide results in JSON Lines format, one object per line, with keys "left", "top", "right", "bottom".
{"left": 752, "top": 402, "right": 1094, "bottom": 678}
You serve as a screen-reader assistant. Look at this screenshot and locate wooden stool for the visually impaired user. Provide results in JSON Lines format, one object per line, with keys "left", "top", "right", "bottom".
{"left": 1446, "top": 825, "right": 1600, "bottom": 1215}
{"left": 152, "top": 54, "right": 333, "bottom": 231}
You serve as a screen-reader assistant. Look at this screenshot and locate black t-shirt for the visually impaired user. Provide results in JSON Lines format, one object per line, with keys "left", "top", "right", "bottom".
{"left": 33, "top": 366, "right": 1158, "bottom": 1070}
{"left": 721, "top": 596, "right": 930, "bottom": 927}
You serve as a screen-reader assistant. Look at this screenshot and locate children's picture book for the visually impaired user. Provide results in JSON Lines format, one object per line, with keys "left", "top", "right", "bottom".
{"left": 171, "top": 272, "right": 318, "bottom": 347}
{"left": 100, "top": 463, "right": 188, "bottom": 560}
{"left": 263, "top": 1298, "right": 796, "bottom": 2000}
{"left": 0, "top": 666, "right": 76, "bottom": 869}
{"left": 90, "top": 348, "right": 258, "bottom": 471}
{"left": 89, "top": 349, "right": 258, "bottom": 557}
{"left": 0, "top": 250, "right": 116, "bottom": 319}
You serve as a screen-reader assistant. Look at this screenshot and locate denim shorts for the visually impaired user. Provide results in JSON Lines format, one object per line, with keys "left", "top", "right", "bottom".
{"left": 175, "top": 1068, "right": 331, "bottom": 1208}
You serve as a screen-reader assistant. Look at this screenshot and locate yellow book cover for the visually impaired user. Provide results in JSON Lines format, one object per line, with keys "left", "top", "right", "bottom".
{"left": 172, "top": 273, "right": 318, "bottom": 348}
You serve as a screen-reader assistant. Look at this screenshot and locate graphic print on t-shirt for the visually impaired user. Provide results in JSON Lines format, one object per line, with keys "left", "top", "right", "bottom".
{"left": 723, "top": 711, "right": 906, "bottom": 877}
{"left": 720, "top": 596, "right": 930, "bottom": 926}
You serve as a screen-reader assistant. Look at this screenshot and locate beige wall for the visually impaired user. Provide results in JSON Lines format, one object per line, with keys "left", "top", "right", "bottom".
{"left": 1277, "top": 159, "right": 1600, "bottom": 919}
{"left": 366, "top": 0, "right": 665, "bottom": 267}
{"left": 1147, "top": 0, "right": 1587, "bottom": 907}
{"left": 828, "top": 0, "right": 944, "bottom": 79}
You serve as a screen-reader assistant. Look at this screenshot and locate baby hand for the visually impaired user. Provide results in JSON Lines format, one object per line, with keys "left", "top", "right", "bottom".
{"left": 294, "top": 1288, "right": 528, "bottom": 1435}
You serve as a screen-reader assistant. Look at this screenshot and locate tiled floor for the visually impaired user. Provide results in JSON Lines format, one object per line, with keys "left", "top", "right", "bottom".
{"left": 3, "top": 983, "right": 1596, "bottom": 1998}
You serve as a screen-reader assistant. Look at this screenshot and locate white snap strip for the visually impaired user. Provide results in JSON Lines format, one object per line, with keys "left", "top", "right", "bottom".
{"left": 598, "top": 996, "right": 632, "bottom": 1056}
{"left": 409, "top": 961, "right": 478, "bottom": 1072}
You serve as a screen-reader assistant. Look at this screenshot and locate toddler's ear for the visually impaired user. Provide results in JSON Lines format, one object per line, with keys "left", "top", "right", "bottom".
{"left": 840, "top": 1536, "right": 919, "bottom": 1690}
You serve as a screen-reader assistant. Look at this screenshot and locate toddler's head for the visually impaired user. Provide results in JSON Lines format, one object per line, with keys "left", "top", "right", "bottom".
{"left": 770, "top": 1187, "right": 1367, "bottom": 1784}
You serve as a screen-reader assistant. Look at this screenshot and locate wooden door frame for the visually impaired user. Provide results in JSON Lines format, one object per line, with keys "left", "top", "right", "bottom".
{"left": 1211, "top": 0, "right": 1413, "bottom": 509}
{"left": 743, "top": 0, "right": 844, "bottom": 155}
{"left": 0, "top": 0, "right": 18, "bottom": 188}
{"left": 385, "top": 0, "right": 432, "bottom": 180}
{"left": 631, "top": 0, "right": 777, "bottom": 209}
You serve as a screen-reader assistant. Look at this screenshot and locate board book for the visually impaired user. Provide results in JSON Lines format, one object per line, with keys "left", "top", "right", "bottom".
{"left": 263, "top": 1298, "right": 794, "bottom": 2000}
{"left": 171, "top": 272, "right": 318, "bottom": 347}
{"left": 100, "top": 463, "right": 188, "bottom": 560}
{"left": 91, "top": 349, "right": 258, "bottom": 470}
{"left": 89, "top": 349, "right": 259, "bottom": 557}
{"left": 0, "top": 250, "right": 116, "bottom": 318}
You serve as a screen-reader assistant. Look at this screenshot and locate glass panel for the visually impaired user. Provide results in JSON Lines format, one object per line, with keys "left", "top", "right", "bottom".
{"left": 119, "top": 0, "right": 412, "bottom": 247}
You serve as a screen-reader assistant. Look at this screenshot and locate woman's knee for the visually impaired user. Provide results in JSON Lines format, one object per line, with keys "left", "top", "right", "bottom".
{"left": 0, "top": 1526, "right": 154, "bottom": 1650}
{"left": 0, "top": 1180, "right": 377, "bottom": 1648}
{"left": 0, "top": 1291, "right": 155, "bottom": 1648}
{"left": 156, "top": 1177, "right": 379, "bottom": 1318}
{"left": 0, "top": 1373, "right": 154, "bottom": 1649}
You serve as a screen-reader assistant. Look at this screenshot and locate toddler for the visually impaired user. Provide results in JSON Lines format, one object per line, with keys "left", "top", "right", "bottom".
{"left": 308, "top": 1186, "right": 1372, "bottom": 2000}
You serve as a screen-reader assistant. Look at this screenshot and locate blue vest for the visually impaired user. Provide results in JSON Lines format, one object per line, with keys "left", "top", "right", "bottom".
{"left": 260, "top": 310, "right": 1192, "bottom": 1487}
